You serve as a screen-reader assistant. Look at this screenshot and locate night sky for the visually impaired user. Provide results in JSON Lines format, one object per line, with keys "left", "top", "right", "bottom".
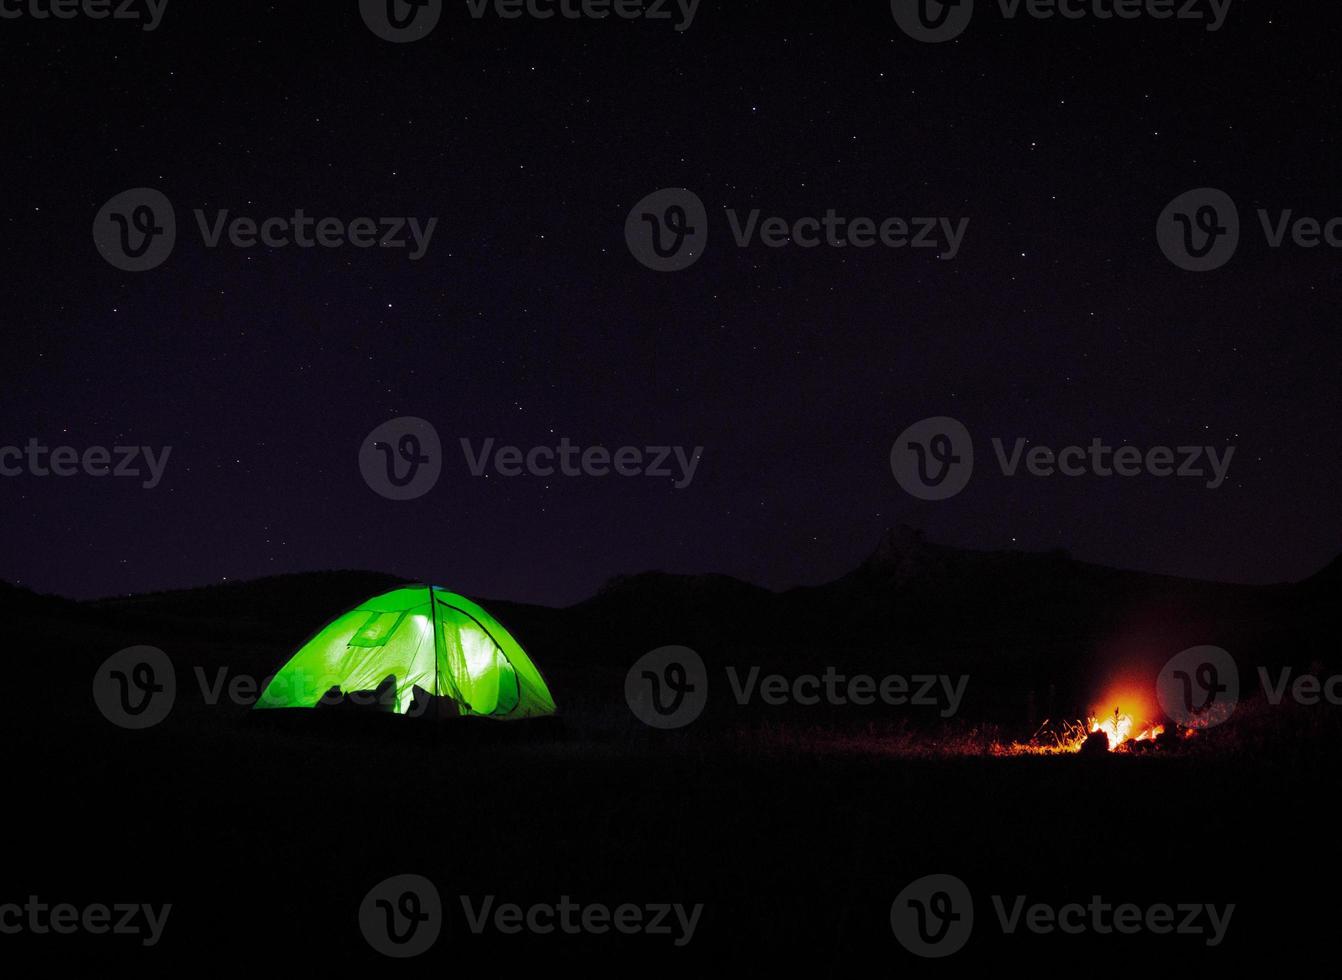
{"left": 2, "top": 0, "right": 1339, "bottom": 604}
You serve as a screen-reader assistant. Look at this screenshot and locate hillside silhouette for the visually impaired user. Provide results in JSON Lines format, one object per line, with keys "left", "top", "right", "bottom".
{"left": 10, "top": 525, "right": 1335, "bottom": 729}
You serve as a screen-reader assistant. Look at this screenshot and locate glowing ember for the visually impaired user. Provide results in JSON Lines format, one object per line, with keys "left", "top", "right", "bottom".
{"left": 995, "top": 707, "right": 1166, "bottom": 755}
{"left": 1089, "top": 707, "right": 1164, "bottom": 751}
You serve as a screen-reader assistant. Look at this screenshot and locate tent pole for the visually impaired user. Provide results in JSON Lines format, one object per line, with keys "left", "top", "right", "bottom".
{"left": 428, "top": 587, "right": 442, "bottom": 699}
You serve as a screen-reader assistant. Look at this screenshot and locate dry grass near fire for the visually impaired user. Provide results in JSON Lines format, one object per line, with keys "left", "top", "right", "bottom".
{"left": 713, "top": 695, "right": 1334, "bottom": 762}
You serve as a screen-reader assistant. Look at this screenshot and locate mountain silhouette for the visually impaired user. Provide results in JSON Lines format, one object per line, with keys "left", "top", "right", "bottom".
{"left": 14, "top": 528, "right": 1339, "bottom": 726}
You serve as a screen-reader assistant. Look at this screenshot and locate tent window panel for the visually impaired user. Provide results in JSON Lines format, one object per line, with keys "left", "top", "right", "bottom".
{"left": 440, "top": 619, "right": 508, "bottom": 715}
{"left": 347, "top": 610, "right": 407, "bottom": 648}
{"left": 491, "top": 655, "right": 520, "bottom": 716}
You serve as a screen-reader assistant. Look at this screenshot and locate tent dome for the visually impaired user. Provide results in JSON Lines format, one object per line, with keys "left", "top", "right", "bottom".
{"left": 255, "top": 586, "right": 555, "bottom": 719}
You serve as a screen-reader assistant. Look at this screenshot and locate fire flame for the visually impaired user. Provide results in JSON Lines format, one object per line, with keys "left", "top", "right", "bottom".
{"left": 994, "top": 710, "right": 1165, "bottom": 755}
{"left": 1086, "top": 708, "right": 1164, "bottom": 751}
{"left": 989, "top": 673, "right": 1206, "bottom": 756}
{"left": 998, "top": 678, "right": 1178, "bottom": 757}
{"left": 1064, "top": 679, "right": 1165, "bottom": 751}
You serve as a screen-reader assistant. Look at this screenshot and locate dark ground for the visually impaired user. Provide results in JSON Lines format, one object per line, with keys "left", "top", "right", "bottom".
{"left": 8, "top": 534, "right": 1340, "bottom": 969}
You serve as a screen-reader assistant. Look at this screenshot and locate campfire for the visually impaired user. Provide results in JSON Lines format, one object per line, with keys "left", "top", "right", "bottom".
{"left": 994, "top": 679, "right": 1184, "bottom": 755}
{"left": 1002, "top": 708, "right": 1165, "bottom": 755}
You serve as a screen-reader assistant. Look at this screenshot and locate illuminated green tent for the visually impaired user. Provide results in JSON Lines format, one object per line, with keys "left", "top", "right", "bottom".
{"left": 254, "top": 586, "right": 555, "bottom": 719}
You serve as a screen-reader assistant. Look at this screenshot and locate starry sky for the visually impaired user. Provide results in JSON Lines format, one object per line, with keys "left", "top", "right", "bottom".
{"left": 2, "top": 1, "right": 1339, "bottom": 603}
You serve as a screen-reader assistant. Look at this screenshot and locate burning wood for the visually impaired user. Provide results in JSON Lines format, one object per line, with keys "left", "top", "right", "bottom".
{"left": 994, "top": 707, "right": 1171, "bottom": 756}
